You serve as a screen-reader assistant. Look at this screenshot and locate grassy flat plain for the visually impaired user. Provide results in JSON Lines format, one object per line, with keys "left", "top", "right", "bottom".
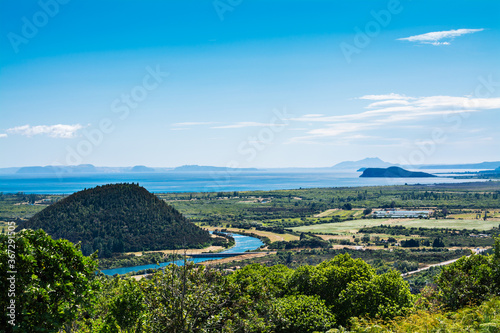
{"left": 292, "top": 219, "right": 390, "bottom": 234}
{"left": 292, "top": 218, "right": 500, "bottom": 234}
{"left": 391, "top": 219, "right": 500, "bottom": 231}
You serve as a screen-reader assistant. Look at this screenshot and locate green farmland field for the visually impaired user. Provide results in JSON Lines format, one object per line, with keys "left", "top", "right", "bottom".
{"left": 292, "top": 219, "right": 390, "bottom": 234}
{"left": 391, "top": 219, "right": 500, "bottom": 231}
{"left": 292, "top": 218, "right": 500, "bottom": 234}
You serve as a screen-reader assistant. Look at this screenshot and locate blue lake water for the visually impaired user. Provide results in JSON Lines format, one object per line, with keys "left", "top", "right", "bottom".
{"left": 100, "top": 233, "right": 264, "bottom": 275}
{"left": 0, "top": 171, "right": 480, "bottom": 194}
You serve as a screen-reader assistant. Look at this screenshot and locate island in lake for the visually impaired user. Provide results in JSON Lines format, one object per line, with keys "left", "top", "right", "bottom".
{"left": 359, "top": 166, "right": 437, "bottom": 178}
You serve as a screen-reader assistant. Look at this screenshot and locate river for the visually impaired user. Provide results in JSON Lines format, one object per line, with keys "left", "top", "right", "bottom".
{"left": 100, "top": 233, "right": 264, "bottom": 275}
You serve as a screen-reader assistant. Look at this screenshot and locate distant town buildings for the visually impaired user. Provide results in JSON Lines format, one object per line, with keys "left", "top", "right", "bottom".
{"left": 372, "top": 210, "right": 430, "bottom": 218}
{"left": 469, "top": 233, "right": 490, "bottom": 238}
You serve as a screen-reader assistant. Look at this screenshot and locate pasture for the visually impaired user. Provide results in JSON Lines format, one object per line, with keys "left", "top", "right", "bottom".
{"left": 392, "top": 219, "right": 500, "bottom": 231}
{"left": 292, "top": 217, "right": 500, "bottom": 234}
{"left": 292, "top": 219, "right": 391, "bottom": 234}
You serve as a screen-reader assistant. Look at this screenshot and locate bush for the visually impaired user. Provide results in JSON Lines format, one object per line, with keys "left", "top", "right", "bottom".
{"left": 271, "top": 295, "right": 335, "bottom": 333}
{"left": 287, "top": 254, "right": 413, "bottom": 326}
{"left": 436, "top": 253, "right": 495, "bottom": 310}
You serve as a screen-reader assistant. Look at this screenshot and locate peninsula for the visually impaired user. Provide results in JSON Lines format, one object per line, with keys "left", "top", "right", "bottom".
{"left": 359, "top": 166, "right": 437, "bottom": 178}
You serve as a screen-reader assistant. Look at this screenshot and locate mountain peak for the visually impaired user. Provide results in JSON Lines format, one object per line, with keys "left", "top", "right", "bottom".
{"left": 331, "top": 158, "right": 396, "bottom": 170}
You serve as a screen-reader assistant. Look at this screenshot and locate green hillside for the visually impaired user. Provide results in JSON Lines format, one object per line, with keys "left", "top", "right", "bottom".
{"left": 16, "top": 183, "right": 212, "bottom": 257}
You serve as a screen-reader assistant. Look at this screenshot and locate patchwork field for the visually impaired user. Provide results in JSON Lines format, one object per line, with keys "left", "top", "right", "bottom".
{"left": 292, "top": 218, "right": 500, "bottom": 234}
{"left": 292, "top": 219, "right": 391, "bottom": 234}
{"left": 391, "top": 219, "right": 500, "bottom": 231}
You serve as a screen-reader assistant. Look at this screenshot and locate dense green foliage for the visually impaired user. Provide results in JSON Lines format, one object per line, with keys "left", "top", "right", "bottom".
{"left": 436, "top": 254, "right": 495, "bottom": 310}
{"left": 435, "top": 237, "right": 500, "bottom": 310}
{"left": 0, "top": 230, "right": 99, "bottom": 332}
{"left": 345, "top": 239, "right": 500, "bottom": 332}
{"left": 271, "top": 295, "right": 335, "bottom": 332}
{"left": 140, "top": 263, "right": 239, "bottom": 332}
{"left": 287, "top": 254, "right": 414, "bottom": 326}
{"left": 16, "top": 184, "right": 212, "bottom": 257}
{"left": 404, "top": 265, "right": 443, "bottom": 293}
{"left": 73, "top": 257, "right": 411, "bottom": 332}
{"left": 346, "top": 297, "right": 500, "bottom": 332}
{"left": 2, "top": 230, "right": 499, "bottom": 332}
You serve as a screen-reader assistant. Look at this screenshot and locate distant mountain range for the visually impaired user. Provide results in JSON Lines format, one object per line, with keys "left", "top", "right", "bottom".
{"left": 15, "top": 164, "right": 99, "bottom": 174}
{"left": 1, "top": 158, "right": 499, "bottom": 174}
{"left": 130, "top": 165, "right": 156, "bottom": 172}
{"left": 330, "top": 157, "right": 395, "bottom": 170}
{"left": 11, "top": 164, "right": 163, "bottom": 174}
{"left": 172, "top": 165, "right": 259, "bottom": 172}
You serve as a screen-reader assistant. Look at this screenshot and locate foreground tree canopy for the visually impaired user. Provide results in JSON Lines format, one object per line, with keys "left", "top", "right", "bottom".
{"left": 1, "top": 230, "right": 499, "bottom": 332}
{"left": 0, "top": 229, "right": 99, "bottom": 332}
{"left": 435, "top": 236, "right": 500, "bottom": 310}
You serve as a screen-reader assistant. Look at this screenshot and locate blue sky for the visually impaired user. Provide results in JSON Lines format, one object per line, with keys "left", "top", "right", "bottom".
{"left": 1, "top": 0, "right": 499, "bottom": 168}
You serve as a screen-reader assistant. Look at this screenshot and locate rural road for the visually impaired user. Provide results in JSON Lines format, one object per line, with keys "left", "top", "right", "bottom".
{"left": 401, "top": 248, "right": 486, "bottom": 277}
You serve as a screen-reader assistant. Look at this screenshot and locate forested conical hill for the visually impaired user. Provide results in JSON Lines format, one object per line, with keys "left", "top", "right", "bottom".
{"left": 16, "top": 183, "right": 211, "bottom": 257}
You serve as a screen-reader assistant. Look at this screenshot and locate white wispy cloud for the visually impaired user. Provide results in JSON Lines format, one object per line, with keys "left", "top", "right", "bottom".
{"left": 0, "top": 134, "right": 7, "bottom": 138}
{"left": 6, "top": 124, "right": 83, "bottom": 138}
{"left": 294, "top": 95, "right": 500, "bottom": 124}
{"left": 358, "top": 93, "right": 412, "bottom": 101}
{"left": 289, "top": 94, "right": 500, "bottom": 144}
{"left": 398, "top": 28, "right": 484, "bottom": 45}
{"left": 365, "top": 99, "right": 411, "bottom": 108}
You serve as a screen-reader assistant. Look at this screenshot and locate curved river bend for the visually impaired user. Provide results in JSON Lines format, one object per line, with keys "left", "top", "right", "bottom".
{"left": 101, "top": 233, "right": 264, "bottom": 275}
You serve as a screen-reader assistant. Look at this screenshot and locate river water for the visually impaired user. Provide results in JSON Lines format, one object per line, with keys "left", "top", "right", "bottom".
{"left": 100, "top": 233, "right": 264, "bottom": 275}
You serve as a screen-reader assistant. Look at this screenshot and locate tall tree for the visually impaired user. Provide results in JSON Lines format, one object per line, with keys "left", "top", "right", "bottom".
{"left": 0, "top": 230, "right": 100, "bottom": 332}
